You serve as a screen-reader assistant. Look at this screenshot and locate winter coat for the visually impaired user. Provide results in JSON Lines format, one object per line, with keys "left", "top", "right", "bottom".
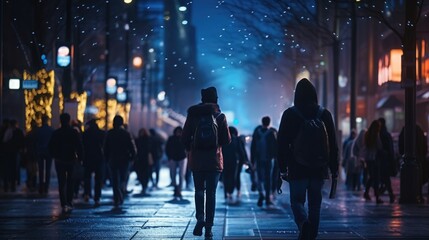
{"left": 250, "top": 126, "right": 277, "bottom": 165}
{"left": 35, "top": 124, "right": 54, "bottom": 157}
{"left": 82, "top": 126, "right": 106, "bottom": 167}
{"left": 166, "top": 135, "right": 186, "bottom": 161}
{"left": 277, "top": 79, "right": 339, "bottom": 180}
{"left": 104, "top": 127, "right": 136, "bottom": 165}
{"left": 49, "top": 125, "right": 83, "bottom": 164}
{"left": 181, "top": 103, "right": 231, "bottom": 172}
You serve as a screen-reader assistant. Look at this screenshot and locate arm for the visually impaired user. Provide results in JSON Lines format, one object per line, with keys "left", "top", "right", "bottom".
{"left": 217, "top": 113, "right": 231, "bottom": 146}
{"left": 323, "top": 110, "right": 339, "bottom": 177}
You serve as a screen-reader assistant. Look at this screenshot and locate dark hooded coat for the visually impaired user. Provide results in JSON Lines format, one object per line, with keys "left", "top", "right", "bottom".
{"left": 277, "top": 78, "right": 339, "bottom": 179}
{"left": 181, "top": 103, "right": 231, "bottom": 172}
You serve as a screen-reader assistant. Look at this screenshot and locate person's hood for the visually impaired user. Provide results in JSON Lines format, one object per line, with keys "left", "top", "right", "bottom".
{"left": 188, "top": 103, "right": 220, "bottom": 117}
{"left": 293, "top": 78, "right": 318, "bottom": 111}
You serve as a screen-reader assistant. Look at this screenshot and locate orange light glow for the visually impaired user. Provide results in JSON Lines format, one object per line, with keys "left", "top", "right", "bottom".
{"left": 389, "top": 49, "right": 402, "bottom": 82}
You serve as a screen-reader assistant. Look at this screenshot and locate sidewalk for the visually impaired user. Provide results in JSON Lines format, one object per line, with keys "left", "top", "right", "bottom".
{"left": 1, "top": 166, "right": 429, "bottom": 239}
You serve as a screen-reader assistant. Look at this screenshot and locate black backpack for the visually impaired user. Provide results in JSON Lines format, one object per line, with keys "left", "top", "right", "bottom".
{"left": 292, "top": 106, "right": 330, "bottom": 168}
{"left": 193, "top": 113, "right": 220, "bottom": 150}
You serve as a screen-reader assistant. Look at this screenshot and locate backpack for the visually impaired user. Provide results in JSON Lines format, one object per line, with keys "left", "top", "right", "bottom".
{"left": 193, "top": 113, "right": 220, "bottom": 150}
{"left": 292, "top": 106, "right": 330, "bottom": 168}
{"left": 256, "top": 128, "right": 271, "bottom": 161}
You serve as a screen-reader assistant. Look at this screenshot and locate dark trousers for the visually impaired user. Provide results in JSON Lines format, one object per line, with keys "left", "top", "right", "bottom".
{"left": 256, "top": 158, "right": 274, "bottom": 200}
{"left": 193, "top": 171, "right": 221, "bottom": 227}
{"left": 38, "top": 155, "right": 53, "bottom": 194}
{"left": 289, "top": 178, "right": 324, "bottom": 239}
{"left": 54, "top": 160, "right": 74, "bottom": 207}
{"left": 223, "top": 160, "right": 238, "bottom": 197}
{"left": 365, "top": 161, "right": 380, "bottom": 198}
{"left": 3, "top": 153, "right": 19, "bottom": 192}
{"left": 109, "top": 162, "right": 129, "bottom": 205}
{"left": 84, "top": 163, "right": 104, "bottom": 201}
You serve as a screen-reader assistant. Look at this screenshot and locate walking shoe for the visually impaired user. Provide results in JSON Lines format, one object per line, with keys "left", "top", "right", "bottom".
{"left": 193, "top": 221, "right": 205, "bottom": 236}
{"left": 257, "top": 195, "right": 264, "bottom": 207}
{"left": 363, "top": 192, "right": 371, "bottom": 201}
{"left": 298, "top": 220, "right": 310, "bottom": 240}
{"left": 205, "top": 226, "right": 213, "bottom": 239}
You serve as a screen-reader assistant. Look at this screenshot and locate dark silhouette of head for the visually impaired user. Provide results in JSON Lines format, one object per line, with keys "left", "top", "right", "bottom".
{"left": 262, "top": 116, "right": 271, "bottom": 127}
{"left": 60, "top": 113, "right": 71, "bottom": 127}
{"left": 229, "top": 126, "right": 238, "bottom": 137}
{"left": 201, "top": 86, "right": 218, "bottom": 104}
{"left": 113, "top": 115, "right": 124, "bottom": 128}
{"left": 41, "top": 115, "right": 49, "bottom": 125}
{"left": 173, "top": 126, "right": 183, "bottom": 136}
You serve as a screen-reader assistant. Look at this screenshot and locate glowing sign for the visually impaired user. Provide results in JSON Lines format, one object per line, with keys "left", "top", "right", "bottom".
{"left": 57, "top": 45, "right": 71, "bottom": 67}
{"left": 9, "top": 78, "right": 20, "bottom": 90}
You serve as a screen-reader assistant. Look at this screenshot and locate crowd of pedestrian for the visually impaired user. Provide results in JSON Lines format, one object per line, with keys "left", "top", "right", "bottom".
{"left": 3, "top": 81, "right": 429, "bottom": 240}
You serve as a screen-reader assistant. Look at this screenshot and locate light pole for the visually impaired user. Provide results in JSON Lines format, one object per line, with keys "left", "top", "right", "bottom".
{"left": 104, "top": 1, "right": 110, "bottom": 130}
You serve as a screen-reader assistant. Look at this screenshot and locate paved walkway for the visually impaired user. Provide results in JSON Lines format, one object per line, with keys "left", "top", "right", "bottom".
{"left": 1, "top": 166, "right": 429, "bottom": 239}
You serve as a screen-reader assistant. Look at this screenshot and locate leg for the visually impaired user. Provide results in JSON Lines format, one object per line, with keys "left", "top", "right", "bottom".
{"left": 65, "top": 164, "right": 75, "bottom": 207}
{"left": 192, "top": 171, "right": 206, "bottom": 236}
{"left": 289, "top": 179, "right": 309, "bottom": 230}
{"left": 54, "top": 161, "right": 67, "bottom": 208}
{"left": 307, "top": 178, "right": 324, "bottom": 239}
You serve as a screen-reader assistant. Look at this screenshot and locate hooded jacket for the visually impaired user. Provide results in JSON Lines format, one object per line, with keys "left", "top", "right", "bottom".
{"left": 277, "top": 78, "right": 339, "bottom": 179}
{"left": 181, "top": 103, "right": 231, "bottom": 172}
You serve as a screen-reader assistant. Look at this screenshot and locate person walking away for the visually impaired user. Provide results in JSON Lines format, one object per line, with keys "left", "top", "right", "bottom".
{"left": 82, "top": 119, "right": 106, "bottom": 207}
{"left": 35, "top": 116, "right": 54, "bottom": 196}
{"left": 165, "top": 126, "right": 187, "bottom": 199}
{"left": 135, "top": 128, "right": 152, "bottom": 196}
{"left": 251, "top": 116, "right": 278, "bottom": 207}
{"left": 398, "top": 124, "right": 428, "bottom": 203}
{"left": 235, "top": 133, "right": 252, "bottom": 199}
{"left": 181, "top": 86, "right": 231, "bottom": 239}
{"left": 149, "top": 128, "right": 164, "bottom": 189}
{"left": 277, "top": 78, "right": 339, "bottom": 240}
{"left": 363, "top": 120, "right": 383, "bottom": 204}
{"left": 104, "top": 115, "right": 137, "bottom": 208}
{"left": 342, "top": 129, "right": 356, "bottom": 190}
{"left": 222, "top": 126, "right": 248, "bottom": 203}
{"left": 377, "top": 118, "right": 396, "bottom": 203}
{"left": 49, "top": 113, "right": 83, "bottom": 214}
{"left": 2, "top": 119, "right": 25, "bottom": 192}
{"left": 350, "top": 129, "right": 366, "bottom": 191}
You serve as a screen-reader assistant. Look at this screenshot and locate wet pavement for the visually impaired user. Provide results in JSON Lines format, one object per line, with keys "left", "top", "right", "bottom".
{"left": 1, "top": 167, "right": 429, "bottom": 240}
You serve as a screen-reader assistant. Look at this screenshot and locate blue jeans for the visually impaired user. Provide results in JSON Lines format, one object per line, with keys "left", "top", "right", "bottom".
{"left": 289, "top": 178, "right": 324, "bottom": 238}
{"left": 192, "top": 171, "right": 221, "bottom": 227}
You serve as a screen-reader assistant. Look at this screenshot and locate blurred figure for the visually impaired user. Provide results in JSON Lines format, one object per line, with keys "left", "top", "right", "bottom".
{"left": 165, "top": 126, "right": 187, "bottom": 199}
{"left": 250, "top": 116, "right": 278, "bottom": 207}
{"left": 0, "top": 119, "right": 10, "bottom": 190}
{"left": 2, "top": 119, "right": 25, "bottom": 192}
{"left": 378, "top": 118, "right": 396, "bottom": 203}
{"left": 181, "top": 86, "right": 231, "bottom": 238}
{"left": 350, "top": 129, "right": 366, "bottom": 191}
{"left": 135, "top": 128, "right": 152, "bottom": 196}
{"left": 23, "top": 122, "right": 38, "bottom": 192}
{"left": 104, "top": 115, "right": 136, "bottom": 208}
{"left": 398, "top": 124, "right": 428, "bottom": 203}
{"left": 342, "top": 129, "right": 357, "bottom": 190}
{"left": 82, "top": 119, "right": 106, "bottom": 207}
{"left": 235, "top": 134, "right": 251, "bottom": 198}
{"left": 35, "top": 116, "right": 54, "bottom": 195}
{"left": 222, "top": 126, "right": 248, "bottom": 203}
{"left": 49, "top": 113, "right": 83, "bottom": 214}
{"left": 363, "top": 120, "right": 383, "bottom": 204}
{"left": 149, "top": 128, "right": 164, "bottom": 189}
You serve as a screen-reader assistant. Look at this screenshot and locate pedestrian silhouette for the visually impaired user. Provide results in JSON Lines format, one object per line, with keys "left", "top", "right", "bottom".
{"left": 82, "top": 119, "right": 106, "bottom": 207}
{"left": 277, "top": 78, "right": 339, "bottom": 240}
{"left": 35, "top": 116, "right": 54, "bottom": 196}
{"left": 135, "top": 128, "right": 152, "bottom": 196}
{"left": 181, "top": 86, "right": 231, "bottom": 239}
{"left": 363, "top": 120, "right": 383, "bottom": 204}
{"left": 250, "top": 116, "right": 278, "bottom": 207}
{"left": 165, "top": 126, "right": 187, "bottom": 200}
{"left": 377, "top": 117, "right": 396, "bottom": 203}
{"left": 104, "top": 115, "right": 136, "bottom": 208}
{"left": 149, "top": 128, "right": 165, "bottom": 189}
{"left": 49, "top": 113, "right": 83, "bottom": 214}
